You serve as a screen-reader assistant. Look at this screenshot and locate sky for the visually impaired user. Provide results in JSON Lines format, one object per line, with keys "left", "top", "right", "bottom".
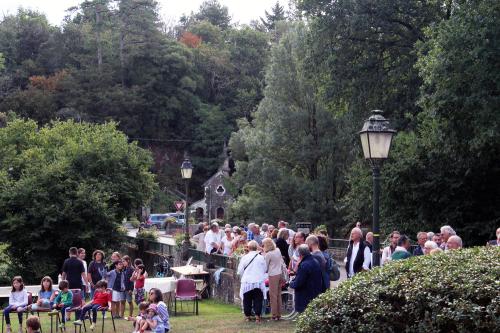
{"left": 1, "top": 0, "right": 285, "bottom": 26}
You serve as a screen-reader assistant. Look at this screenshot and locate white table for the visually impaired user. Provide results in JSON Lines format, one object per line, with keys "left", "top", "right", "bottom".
{"left": 144, "top": 277, "right": 177, "bottom": 294}
{"left": 0, "top": 285, "right": 41, "bottom": 298}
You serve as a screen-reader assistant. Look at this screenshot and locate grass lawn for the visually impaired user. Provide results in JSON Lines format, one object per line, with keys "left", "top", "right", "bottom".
{"left": 5, "top": 300, "right": 295, "bottom": 333}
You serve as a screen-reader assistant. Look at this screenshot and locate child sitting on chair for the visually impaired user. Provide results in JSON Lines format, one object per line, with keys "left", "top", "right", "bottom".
{"left": 51, "top": 280, "right": 73, "bottom": 330}
{"left": 74, "top": 280, "right": 111, "bottom": 330}
{"left": 30, "top": 276, "right": 56, "bottom": 311}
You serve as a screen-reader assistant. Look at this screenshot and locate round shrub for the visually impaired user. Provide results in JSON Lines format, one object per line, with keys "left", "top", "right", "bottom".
{"left": 296, "top": 247, "right": 500, "bottom": 333}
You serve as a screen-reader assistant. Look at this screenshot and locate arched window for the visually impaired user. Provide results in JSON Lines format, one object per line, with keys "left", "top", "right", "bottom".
{"left": 216, "top": 185, "right": 225, "bottom": 196}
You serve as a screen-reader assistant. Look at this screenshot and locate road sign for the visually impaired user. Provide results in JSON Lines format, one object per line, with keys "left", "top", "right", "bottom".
{"left": 296, "top": 222, "right": 312, "bottom": 236}
{"left": 174, "top": 201, "right": 184, "bottom": 212}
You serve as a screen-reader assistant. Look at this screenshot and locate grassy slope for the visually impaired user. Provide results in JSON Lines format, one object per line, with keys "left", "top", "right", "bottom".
{"left": 5, "top": 300, "right": 294, "bottom": 333}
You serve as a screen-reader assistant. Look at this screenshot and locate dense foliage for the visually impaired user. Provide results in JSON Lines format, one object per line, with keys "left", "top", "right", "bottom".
{"left": 0, "top": 0, "right": 271, "bottom": 203}
{"left": 296, "top": 247, "right": 500, "bottom": 333}
{"left": 229, "top": 0, "right": 499, "bottom": 243}
{"left": 341, "top": 0, "right": 500, "bottom": 243}
{"left": 0, "top": 118, "right": 156, "bottom": 281}
{"left": 0, "top": 0, "right": 498, "bottom": 250}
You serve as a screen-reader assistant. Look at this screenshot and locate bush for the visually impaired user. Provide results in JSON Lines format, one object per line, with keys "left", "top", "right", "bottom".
{"left": 128, "top": 217, "right": 140, "bottom": 228}
{"left": 296, "top": 247, "right": 500, "bottom": 333}
{"left": 137, "top": 228, "right": 159, "bottom": 241}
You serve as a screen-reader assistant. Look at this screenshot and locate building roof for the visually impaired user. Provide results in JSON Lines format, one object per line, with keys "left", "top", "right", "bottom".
{"left": 203, "top": 170, "right": 228, "bottom": 187}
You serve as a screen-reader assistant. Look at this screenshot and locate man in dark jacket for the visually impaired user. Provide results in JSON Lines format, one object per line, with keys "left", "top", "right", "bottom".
{"left": 413, "top": 232, "right": 427, "bottom": 256}
{"left": 290, "top": 244, "right": 323, "bottom": 313}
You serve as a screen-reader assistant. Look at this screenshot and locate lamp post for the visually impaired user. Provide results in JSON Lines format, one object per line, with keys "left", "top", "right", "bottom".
{"left": 359, "top": 110, "right": 396, "bottom": 267}
{"left": 180, "top": 157, "right": 193, "bottom": 261}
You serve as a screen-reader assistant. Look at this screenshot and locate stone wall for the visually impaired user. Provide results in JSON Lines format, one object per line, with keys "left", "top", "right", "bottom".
{"left": 123, "top": 236, "right": 348, "bottom": 306}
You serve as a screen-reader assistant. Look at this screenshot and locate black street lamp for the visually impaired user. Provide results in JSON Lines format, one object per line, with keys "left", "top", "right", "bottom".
{"left": 359, "top": 110, "right": 396, "bottom": 267}
{"left": 180, "top": 157, "right": 193, "bottom": 261}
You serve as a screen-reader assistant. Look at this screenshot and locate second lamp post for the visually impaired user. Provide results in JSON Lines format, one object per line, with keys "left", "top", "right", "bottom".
{"left": 359, "top": 110, "right": 396, "bottom": 267}
{"left": 180, "top": 157, "right": 193, "bottom": 261}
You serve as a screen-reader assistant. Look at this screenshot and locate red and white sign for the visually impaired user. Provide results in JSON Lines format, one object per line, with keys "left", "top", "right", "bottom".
{"left": 174, "top": 201, "right": 184, "bottom": 212}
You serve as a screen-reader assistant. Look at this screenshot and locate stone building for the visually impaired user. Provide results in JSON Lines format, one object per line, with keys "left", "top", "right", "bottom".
{"left": 191, "top": 150, "right": 235, "bottom": 222}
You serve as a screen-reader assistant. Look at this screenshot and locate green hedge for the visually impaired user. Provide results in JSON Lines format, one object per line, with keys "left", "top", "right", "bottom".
{"left": 296, "top": 247, "right": 500, "bottom": 333}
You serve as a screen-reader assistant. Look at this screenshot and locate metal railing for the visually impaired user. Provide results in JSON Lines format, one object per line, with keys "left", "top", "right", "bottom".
{"left": 187, "top": 248, "right": 238, "bottom": 269}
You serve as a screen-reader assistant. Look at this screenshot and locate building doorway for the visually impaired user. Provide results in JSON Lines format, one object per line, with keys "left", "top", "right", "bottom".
{"left": 216, "top": 207, "right": 224, "bottom": 219}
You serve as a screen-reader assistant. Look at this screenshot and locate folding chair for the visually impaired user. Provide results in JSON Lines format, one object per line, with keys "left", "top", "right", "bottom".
{"left": 27, "top": 290, "right": 61, "bottom": 333}
{"left": 66, "top": 290, "right": 85, "bottom": 333}
{"left": 1, "top": 292, "right": 33, "bottom": 333}
{"left": 174, "top": 279, "right": 198, "bottom": 316}
{"left": 96, "top": 306, "right": 115, "bottom": 333}
{"left": 43, "top": 290, "right": 61, "bottom": 333}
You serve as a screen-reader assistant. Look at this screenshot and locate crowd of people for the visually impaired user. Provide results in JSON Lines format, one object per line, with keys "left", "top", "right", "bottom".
{"left": 3, "top": 223, "right": 498, "bottom": 331}
{"left": 195, "top": 220, "right": 338, "bottom": 323}
{"left": 194, "top": 220, "right": 500, "bottom": 323}
{"left": 2, "top": 247, "right": 170, "bottom": 333}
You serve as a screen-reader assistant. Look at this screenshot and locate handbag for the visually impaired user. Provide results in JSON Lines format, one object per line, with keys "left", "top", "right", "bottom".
{"left": 329, "top": 257, "right": 341, "bottom": 281}
{"left": 280, "top": 261, "right": 289, "bottom": 284}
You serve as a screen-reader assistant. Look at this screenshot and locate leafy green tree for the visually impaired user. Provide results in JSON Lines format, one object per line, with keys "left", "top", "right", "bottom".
{"left": 343, "top": 0, "right": 500, "bottom": 244}
{"left": 229, "top": 23, "right": 345, "bottom": 228}
{"left": 0, "top": 119, "right": 157, "bottom": 281}
{"left": 260, "top": 2, "right": 286, "bottom": 31}
{"left": 193, "top": 0, "right": 232, "bottom": 30}
{"left": 297, "top": 0, "right": 447, "bottom": 130}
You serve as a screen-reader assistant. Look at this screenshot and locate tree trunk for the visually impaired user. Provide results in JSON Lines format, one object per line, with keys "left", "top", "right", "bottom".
{"left": 95, "top": 5, "right": 102, "bottom": 72}
{"left": 120, "top": 29, "right": 125, "bottom": 85}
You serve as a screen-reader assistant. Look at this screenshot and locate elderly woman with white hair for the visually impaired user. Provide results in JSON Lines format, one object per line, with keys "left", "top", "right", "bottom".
{"left": 423, "top": 240, "right": 438, "bottom": 255}
{"left": 237, "top": 240, "right": 267, "bottom": 323}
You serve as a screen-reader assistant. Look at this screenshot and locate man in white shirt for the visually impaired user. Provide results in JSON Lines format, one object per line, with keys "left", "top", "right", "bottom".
{"left": 381, "top": 230, "right": 400, "bottom": 265}
{"left": 205, "top": 222, "right": 222, "bottom": 254}
{"left": 344, "top": 228, "right": 371, "bottom": 278}
{"left": 78, "top": 248, "right": 90, "bottom": 297}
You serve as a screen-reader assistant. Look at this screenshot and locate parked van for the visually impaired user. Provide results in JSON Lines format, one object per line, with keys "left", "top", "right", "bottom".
{"left": 148, "top": 214, "right": 169, "bottom": 229}
{"left": 166, "top": 212, "right": 186, "bottom": 225}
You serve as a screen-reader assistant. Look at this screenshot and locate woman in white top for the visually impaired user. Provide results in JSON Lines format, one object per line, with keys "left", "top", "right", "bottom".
{"left": 381, "top": 231, "right": 400, "bottom": 265}
{"left": 221, "top": 228, "right": 233, "bottom": 256}
{"left": 237, "top": 241, "right": 267, "bottom": 323}
{"left": 263, "top": 238, "right": 284, "bottom": 320}
{"left": 193, "top": 226, "right": 208, "bottom": 252}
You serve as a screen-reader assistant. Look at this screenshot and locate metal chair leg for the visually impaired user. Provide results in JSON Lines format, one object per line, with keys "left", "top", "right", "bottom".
{"left": 110, "top": 313, "right": 116, "bottom": 332}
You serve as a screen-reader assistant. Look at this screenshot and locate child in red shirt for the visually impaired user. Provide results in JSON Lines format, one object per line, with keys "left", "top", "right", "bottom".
{"left": 74, "top": 280, "right": 111, "bottom": 330}
{"left": 131, "top": 264, "right": 147, "bottom": 304}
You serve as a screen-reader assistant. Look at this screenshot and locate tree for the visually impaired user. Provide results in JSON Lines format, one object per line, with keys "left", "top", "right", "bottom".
{"left": 260, "top": 2, "right": 286, "bottom": 31}
{"left": 229, "top": 23, "right": 345, "bottom": 228}
{"left": 297, "top": 0, "right": 447, "bottom": 130}
{"left": 342, "top": 0, "right": 500, "bottom": 244}
{"left": 0, "top": 119, "right": 157, "bottom": 281}
{"left": 193, "top": 0, "right": 231, "bottom": 30}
